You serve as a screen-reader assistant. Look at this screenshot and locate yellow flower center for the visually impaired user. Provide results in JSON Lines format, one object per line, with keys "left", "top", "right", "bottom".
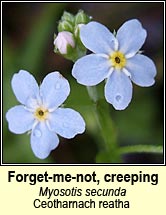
{"left": 34, "top": 107, "right": 49, "bottom": 121}
{"left": 110, "top": 51, "right": 126, "bottom": 69}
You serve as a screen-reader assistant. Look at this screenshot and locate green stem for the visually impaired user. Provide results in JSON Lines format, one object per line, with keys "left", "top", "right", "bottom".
{"left": 119, "top": 145, "right": 163, "bottom": 155}
{"left": 86, "top": 86, "right": 120, "bottom": 163}
{"left": 86, "top": 86, "right": 98, "bottom": 102}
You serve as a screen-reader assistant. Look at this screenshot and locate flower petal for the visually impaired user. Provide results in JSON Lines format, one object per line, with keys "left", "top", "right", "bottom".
{"left": 126, "top": 54, "right": 157, "bottom": 86}
{"left": 49, "top": 108, "right": 85, "bottom": 138}
{"left": 31, "top": 122, "right": 59, "bottom": 159}
{"left": 6, "top": 105, "right": 34, "bottom": 134}
{"left": 116, "top": 19, "right": 147, "bottom": 55}
{"left": 105, "top": 70, "right": 133, "bottom": 110}
{"left": 80, "top": 21, "right": 116, "bottom": 54}
{"left": 40, "top": 72, "right": 70, "bottom": 109}
{"left": 72, "top": 54, "right": 110, "bottom": 86}
{"left": 11, "top": 70, "right": 39, "bottom": 106}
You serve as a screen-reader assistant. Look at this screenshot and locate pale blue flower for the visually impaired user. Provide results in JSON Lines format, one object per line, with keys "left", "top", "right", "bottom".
{"left": 6, "top": 70, "right": 85, "bottom": 159}
{"left": 72, "top": 19, "right": 157, "bottom": 110}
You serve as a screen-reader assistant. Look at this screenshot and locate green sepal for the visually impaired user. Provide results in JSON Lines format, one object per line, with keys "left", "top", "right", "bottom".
{"left": 63, "top": 39, "right": 87, "bottom": 62}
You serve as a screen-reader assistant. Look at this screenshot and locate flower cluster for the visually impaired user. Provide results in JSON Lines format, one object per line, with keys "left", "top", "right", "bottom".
{"left": 6, "top": 13, "right": 157, "bottom": 160}
{"left": 53, "top": 10, "right": 92, "bottom": 61}
{"left": 72, "top": 19, "right": 157, "bottom": 110}
{"left": 6, "top": 70, "right": 85, "bottom": 159}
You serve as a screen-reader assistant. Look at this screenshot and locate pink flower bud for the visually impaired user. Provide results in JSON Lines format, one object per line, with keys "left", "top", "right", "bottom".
{"left": 54, "top": 31, "right": 75, "bottom": 54}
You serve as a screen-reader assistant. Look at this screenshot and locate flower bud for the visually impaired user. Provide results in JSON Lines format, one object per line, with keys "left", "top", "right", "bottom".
{"left": 75, "top": 10, "right": 92, "bottom": 25}
{"left": 58, "top": 20, "right": 74, "bottom": 32}
{"left": 61, "top": 11, "right": 75, "bottom": 23}
{"left": 54, "top": 31, "right": 75, "bottom": 55}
